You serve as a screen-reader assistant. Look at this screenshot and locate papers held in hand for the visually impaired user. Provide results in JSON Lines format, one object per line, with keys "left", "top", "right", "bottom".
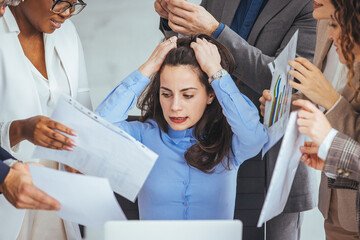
{"left": 262, "top": 30, "right": 299, "bottom": 157}
{"left": 257, "top": 111, "right": 306, "bottom": 227}
{"left": 33, "top": 96, "right": 158, "bottom": 202}
{"left": 29, "top": 165, "right": 126, "bottom": 227}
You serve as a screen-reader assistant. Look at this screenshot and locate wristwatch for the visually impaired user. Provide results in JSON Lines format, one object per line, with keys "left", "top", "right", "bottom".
{"left": 209, "top": 69, "right": 228, "bottom": 84}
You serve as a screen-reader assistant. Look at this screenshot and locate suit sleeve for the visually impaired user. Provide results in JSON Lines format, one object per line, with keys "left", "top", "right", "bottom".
{"left": 0, "top": 147, "right": 12, "bottom": 186}
{"left": 159, "top": 1, "right": 316, "bottom": 95}
{"left": 95, "top": 70, "right": 150, "bottom": 142}
{"left": 324, "top": 132, "right": 360, "bottom": 183}
{"left": 0, "top": 161, "right": 10, "bottom": 186}
{"left": 216, "top": 1, "right": 316, "bottom": 94}
{"left": 211, "top": 74, "right": 268, "bottom": 165}
{"left": 326, "top": 96, "right": 360, "bottom": 142}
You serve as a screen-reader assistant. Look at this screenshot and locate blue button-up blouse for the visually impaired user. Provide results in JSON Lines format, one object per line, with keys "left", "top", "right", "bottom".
{"left": 96, "top": 70, "right": 268, "bottom": 220}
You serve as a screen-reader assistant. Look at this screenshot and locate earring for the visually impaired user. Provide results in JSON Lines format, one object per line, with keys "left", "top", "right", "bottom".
{"left": 208, "top": 101, "right": 212, "bottom": 104}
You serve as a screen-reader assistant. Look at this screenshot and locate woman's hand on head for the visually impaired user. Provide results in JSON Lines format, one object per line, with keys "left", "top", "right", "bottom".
{"left": 10, "top": 116, "right": 77, "bottom": 151}
{"left": 190, "top": 38, "right": 222, "bottom": 78}
{"left": 293, "top": 99, "right": 332, "bottom": 145}
{"left": 288, "top": 57, "right": 340, "bottom": 110}
{"left": 138, "top": 36, "right": 177, "bottom": 78}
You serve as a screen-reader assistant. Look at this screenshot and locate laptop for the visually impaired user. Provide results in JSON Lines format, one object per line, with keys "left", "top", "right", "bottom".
{"left": 104, "top": 220, "right": 242, "bottom": 240}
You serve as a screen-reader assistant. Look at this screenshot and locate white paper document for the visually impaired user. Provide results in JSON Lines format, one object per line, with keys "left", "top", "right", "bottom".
{"left": 33, "top": 96, "right": 158, "bottom": 202}
{"left": 257, "top": 112, "right": 306, "bottom": 227}
{"left": 262, "top": 30, "right": 299, "bottom": 156}
{"left": 29, "top": 165, "right": 126, "bottom": 227}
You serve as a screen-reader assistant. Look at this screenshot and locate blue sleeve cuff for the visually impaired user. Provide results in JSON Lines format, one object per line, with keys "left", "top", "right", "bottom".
{"left": 211, "top": 74, "right": 242, "bottom": 101}
{"left": 160, "top": 18, "right": 172, "bottom": 31}
{"left": 0, "top": 161, "right": 10, "bottom": 186}
{"left": 212, "top": 23, "right": 225, "bottom": 39}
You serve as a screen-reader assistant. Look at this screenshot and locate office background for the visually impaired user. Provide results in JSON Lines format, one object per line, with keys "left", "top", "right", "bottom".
{"left": 71, "top": 0, "right": 325, "bottom": 239}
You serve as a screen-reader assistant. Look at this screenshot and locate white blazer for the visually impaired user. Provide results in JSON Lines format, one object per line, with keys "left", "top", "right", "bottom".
{"left": 0, "top": 8, "right": 91, "bottom": 240}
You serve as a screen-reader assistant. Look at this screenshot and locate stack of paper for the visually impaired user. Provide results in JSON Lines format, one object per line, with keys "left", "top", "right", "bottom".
{"left": 33, "top": 96, "right": 158, "bottom": 202}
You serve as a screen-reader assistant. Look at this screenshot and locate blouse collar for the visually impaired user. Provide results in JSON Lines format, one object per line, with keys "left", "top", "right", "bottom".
{"left": 3, "top": 7, "right": 20, "bottom": 34}
{"left": 167, "top": 125, "right": 195, "bottom": 145}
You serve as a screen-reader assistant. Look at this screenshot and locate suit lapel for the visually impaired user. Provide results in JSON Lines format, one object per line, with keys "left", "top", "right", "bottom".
{"left": 51, "top": 31, "right": 75, "bottom": 97}
{"left": 247, "top": 0, "right": 291, "bottom": 45}
{"left": 220, "top": 0, "right": 241, "bottom": 26}
{"left": 341, "top": 63, "right": 360, "bottom": 103}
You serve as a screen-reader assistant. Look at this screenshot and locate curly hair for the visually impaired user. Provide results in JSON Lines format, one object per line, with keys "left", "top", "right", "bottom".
{"left": 331, "top": 0, "right": 360, "bottom": 98}
{"left": 137, "top": 34, "right": 237, "bottom": 173}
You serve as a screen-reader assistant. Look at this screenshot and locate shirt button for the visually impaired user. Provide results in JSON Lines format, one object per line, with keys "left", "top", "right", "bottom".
{"left": 183, "top": 181, "right": 187, "bottom": 185}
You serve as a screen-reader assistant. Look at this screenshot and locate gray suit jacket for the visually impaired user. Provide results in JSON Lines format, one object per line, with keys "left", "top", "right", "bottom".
{"left": 160, "top": 0, "right": 317, "bottom": 216}
{"left": 204, "top": 0, "right": 317, "bottom": 213}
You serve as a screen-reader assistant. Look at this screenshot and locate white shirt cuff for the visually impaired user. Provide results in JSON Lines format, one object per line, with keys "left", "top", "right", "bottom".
{"left": 318, "top": 128, "right": 338, "bottom": 179}
{"left": 318, "top": 128, "right": 338, "bottom": 159}
{"left": 3, "top": 159, "right": 20, "bottom": 167}
{"left": 1, "top": 121, "right": 20, "bottom": 155}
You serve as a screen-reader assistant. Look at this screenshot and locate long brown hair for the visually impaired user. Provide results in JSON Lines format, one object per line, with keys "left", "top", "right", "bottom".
{"left": 331, "top": 0, "right": 360, "bottom": 97}
{"left": 137, "top": 34, "right": 237, "bottom": 173}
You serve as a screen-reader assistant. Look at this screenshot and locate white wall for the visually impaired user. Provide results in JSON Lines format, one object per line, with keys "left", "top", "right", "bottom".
{"left": 72, "top": 1, "right": 324, "bottom": 239}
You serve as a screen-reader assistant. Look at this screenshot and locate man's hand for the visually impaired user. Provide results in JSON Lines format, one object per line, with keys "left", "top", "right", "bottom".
{"left": 0, "top": 163, "right": 60, "bottom": 210}
{"left": 259, "top": 89, "right": 272, "bottom": 117}
{"left": 154, "top": 0, "right": 170, "bottom": 19}
{"left": 299, "top": 142, "right": 325, "bottom": 170}
{"left": 165, "top": 0, "right": 220, "bottom": 36}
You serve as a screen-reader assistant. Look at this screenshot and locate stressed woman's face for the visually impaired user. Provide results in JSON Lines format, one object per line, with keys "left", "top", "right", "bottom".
{"left": 159, "top": 65, "right": 214, "bottom": 131}
{"left": 13, "top": 0, "right": 76, "bottom": 33}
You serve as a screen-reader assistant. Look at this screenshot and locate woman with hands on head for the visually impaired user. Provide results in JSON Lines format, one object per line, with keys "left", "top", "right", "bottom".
{"left": 96, "top": 35, "right": 268, "bottom": 220}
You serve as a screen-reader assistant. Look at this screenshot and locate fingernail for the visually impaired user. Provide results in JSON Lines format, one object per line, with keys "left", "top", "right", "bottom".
{"left": 70, "top": 130, "right": 77, "bottom": 136}
{"left": 65, "top": 146, "right": 73, "bottom": 151}
{"left": 69, "top": 140, "right": 76, "bottom": 147}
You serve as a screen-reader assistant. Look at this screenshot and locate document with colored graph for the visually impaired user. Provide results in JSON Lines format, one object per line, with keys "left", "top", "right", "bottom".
{"left": 262, "top": 30, "right": 298, "bottom": 157}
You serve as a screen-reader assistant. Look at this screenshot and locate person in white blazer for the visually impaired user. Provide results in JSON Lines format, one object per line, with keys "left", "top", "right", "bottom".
{"left": 0, "top": 0, "right": 91, "bottom": 239}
